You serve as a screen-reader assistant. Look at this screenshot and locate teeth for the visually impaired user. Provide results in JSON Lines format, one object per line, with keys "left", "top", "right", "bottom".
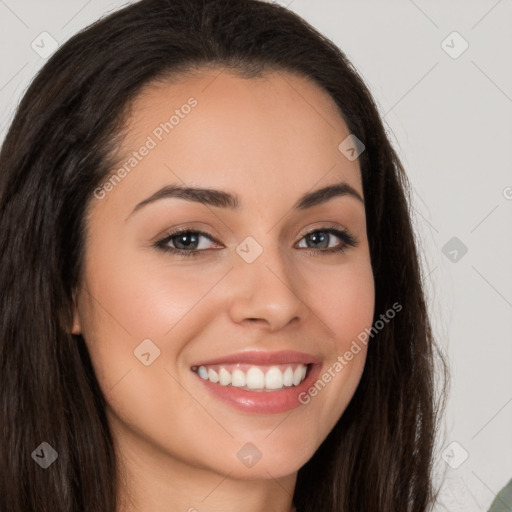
{"left": 218, "top": 367, "right": 231, "bottom": 386}
{"left": 283, "top": 367, "right": 294, "bottom": 386}
{"left": 195, "top": 363, "right": 309, "bottom": 391}
{"left": 231, "top": 369, "right": 246, "bottom": 387}
{"left": 246, "top": 367, "right": 265, "bottom": 389}
{"left": 198, "top": 366, "right": 208, "bottom": 380}
{"left": 265, "top": 367, "right": 283, "bottom": 389}
{"left": 293, "top": 366, "right": 305, "bottom": 386}
{"left": 207, "top": 368, "right": 219, "bottom": 383}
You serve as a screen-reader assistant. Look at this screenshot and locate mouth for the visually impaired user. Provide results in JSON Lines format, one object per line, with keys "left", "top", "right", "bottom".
{"left": 190, "top": 350, "right": 322, "bottom": 414}
{"left": 191, "top": 362, "right": 311, "bottom": 392}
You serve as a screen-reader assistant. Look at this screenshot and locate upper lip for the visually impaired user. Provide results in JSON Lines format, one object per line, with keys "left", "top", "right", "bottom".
{"left": 191, "top": 350, "right": 321, "bottom": 367}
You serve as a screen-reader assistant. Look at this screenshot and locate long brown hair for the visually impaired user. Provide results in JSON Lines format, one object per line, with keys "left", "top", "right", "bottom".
{"left": 0, "top": 0, "right": 448, "bottom": 510}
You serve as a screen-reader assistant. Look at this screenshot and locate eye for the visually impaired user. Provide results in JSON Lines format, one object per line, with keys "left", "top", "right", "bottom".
{"left": 154, "top": 225, "right": 358, "bottom": 257}
{"left": 295, "top": 226, "right": 358, "bottom": 255}
{"left": 155, "top": 228, "right": 220, "bottom": 257}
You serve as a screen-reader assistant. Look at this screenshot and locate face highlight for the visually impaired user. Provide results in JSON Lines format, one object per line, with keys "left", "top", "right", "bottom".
{"left": 72, "top": 68, "right": 375, "bottom": 503}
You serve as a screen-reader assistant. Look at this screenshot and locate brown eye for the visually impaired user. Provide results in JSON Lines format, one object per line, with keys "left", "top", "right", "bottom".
{"left": 155, "top": 229, "right": 220, "bottom": 257}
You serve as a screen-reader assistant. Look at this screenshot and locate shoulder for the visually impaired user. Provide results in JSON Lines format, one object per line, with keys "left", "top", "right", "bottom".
{"left": 488, "top": 479, "right": 512, "bottom": 512}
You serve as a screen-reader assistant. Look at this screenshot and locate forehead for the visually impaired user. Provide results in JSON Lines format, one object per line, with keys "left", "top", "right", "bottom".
{"left": 95, "top": 68, "right": 363, "bottom": 217}
{"left": 132, "top": 66, "right": 345, "bottom": 128}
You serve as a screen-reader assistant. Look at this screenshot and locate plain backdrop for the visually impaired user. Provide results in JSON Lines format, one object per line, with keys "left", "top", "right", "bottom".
{"left": 0, "top": 1, "right": 511, "bottom": 510}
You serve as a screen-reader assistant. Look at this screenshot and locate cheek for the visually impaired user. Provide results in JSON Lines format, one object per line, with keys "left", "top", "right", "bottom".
{"left": 334, "top": 264, "right": 375, "bottom": 345}
{"left": 293, "top": 255, "right": 375, "bottom": 429}
{"left": 77, "top": 244, "right": 226, "bottom": 401}
{"left": 82, "top": 242, "right": 217, "bottom": 340}
{"left": 305, "top": 255, "right": 375, "bottom": 346}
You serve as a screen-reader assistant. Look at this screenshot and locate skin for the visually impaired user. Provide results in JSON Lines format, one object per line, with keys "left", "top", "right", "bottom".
{"left": 71, "top": 68, "right": 375, "bottom": 512}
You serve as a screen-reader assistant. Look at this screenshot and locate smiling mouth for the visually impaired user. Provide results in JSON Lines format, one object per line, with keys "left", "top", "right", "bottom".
{"left": 191, "top": 363, "right": 311, "bottom": 392}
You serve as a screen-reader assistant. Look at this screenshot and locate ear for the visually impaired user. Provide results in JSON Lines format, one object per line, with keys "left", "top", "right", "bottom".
{"left": 71, "top": 289, "right": 82, "bottom": 335}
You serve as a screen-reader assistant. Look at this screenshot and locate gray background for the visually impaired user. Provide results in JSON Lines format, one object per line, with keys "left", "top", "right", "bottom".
{"left": 0, "top": 0, "right": 511, "bottom": 510}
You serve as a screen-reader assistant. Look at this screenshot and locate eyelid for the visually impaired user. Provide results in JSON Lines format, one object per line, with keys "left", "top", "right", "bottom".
{"left": 155, "top": 227, "right": 221, "bottom": 248}
{"left": 153, "top": 223, "right": 220, "bottom": 243}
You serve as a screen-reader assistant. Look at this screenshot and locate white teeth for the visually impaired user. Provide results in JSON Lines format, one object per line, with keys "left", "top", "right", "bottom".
{"left": 265, "top": 367, "right": 283, "bottom": 389}
{"left": 218, "top": 367, "right": 231, "bottom": 386}
{"left": 292, "top": 366, "right": 303, "bottom": 386}
{"left": 283, "top": 367, "right": 294, "bottom": 387}
{"left": 195, "top": 364, "right": 309, "bottom": 391}
{"left": 246, "top": 367, "right": 265, "bottom": 389}
{"left": 207, "top": 368, "right": 219, "bottom": 383}
{"left": 231, "top": 369, "right": 246, "bottom": 387}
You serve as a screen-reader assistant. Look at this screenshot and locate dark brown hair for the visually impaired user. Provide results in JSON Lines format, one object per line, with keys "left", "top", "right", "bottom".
{"left": 0, "top": 0, "right": 447, "bottom": 510}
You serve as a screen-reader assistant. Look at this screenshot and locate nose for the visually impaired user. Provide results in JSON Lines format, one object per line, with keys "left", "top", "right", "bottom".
{"left": 227, "top": 242, "right": 307, "bottom": 331}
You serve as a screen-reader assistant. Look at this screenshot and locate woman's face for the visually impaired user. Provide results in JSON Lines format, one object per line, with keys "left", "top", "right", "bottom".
{"left": 72, "top": 68, "right": 375, "bottom": 481}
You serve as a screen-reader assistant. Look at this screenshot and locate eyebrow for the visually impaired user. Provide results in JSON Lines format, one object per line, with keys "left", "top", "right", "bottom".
{"left": 127, "top": 180, "right": 364, "bottom": 219}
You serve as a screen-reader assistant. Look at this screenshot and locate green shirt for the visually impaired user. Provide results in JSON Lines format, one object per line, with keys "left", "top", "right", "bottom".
{"left": 488, "top": 479, "right": 512, "bottom": 512}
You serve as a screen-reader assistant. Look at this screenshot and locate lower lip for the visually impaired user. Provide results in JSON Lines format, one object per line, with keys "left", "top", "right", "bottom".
{"left": 193, "top": 363, "right": 322, "bottom": 414}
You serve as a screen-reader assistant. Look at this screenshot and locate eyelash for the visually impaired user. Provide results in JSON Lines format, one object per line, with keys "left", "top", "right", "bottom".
{"left": 154, "top": 225, "right": 358, "bottom": 258}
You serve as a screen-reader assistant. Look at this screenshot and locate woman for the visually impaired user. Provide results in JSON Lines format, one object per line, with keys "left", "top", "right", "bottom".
{"left": 0, "top": 0, "right": 447, "bottom": 510}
